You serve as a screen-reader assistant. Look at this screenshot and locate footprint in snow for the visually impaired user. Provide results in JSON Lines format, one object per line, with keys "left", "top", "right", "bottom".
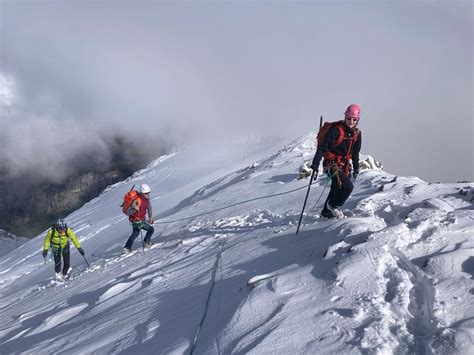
{"left": 142, "top": 319, "right": 161, "bottom": 342}
{"left": 325, "top": 308, "right": 359, "bottom": 318}
{"left": 331, "top": 295, "right": 343, "bottom": 303}
{"left": 247, "top": 274, "right": 274, "bottom": 288}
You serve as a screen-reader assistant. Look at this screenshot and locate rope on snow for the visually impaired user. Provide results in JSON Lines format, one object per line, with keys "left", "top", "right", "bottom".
{"left": 190, "top": 242, "right": 224, "bottom": 355}
{"left": 156, "top": 176, "right": 332, "bottom": 225}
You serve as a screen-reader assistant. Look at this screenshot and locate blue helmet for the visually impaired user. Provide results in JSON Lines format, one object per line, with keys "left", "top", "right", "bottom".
{"left": 56, "top": 219, "right": 67, "bottom": 230}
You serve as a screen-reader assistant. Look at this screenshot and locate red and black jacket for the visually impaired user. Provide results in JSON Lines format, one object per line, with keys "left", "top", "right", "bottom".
{"left": 312, "top": 122, "right": 361, "bottom": 176}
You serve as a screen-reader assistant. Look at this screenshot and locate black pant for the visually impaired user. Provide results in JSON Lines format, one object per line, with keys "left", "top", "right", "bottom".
{"left": 324, "top": 167, "right": 353, "bottom": 209}
{"left": 52, "top": 243, "right": 70, "bottom": 275}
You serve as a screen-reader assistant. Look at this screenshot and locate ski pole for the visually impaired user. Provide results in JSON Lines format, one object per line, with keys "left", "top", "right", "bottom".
{"left": 82, "top": 254, "right": 90, "bottom": 268}
{"left": 296, "top": 170, "right": 315, "bottom": 235}
{"left": 140, "top": 229, "right": 145, "bottom": 251}
{"left": 296, "top": 115, "right": 323, "bottom": 235}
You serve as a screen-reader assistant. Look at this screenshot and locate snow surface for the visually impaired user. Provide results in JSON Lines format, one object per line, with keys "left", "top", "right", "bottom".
{"left": 0, "top": 133, "right": 473, "bottom": 354}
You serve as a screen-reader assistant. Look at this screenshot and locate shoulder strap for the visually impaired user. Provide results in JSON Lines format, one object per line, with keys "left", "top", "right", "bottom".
{"left": 353, "top": 128, "right": 360, "bottom": 143}
{"left": 344, "top": 128, "right": 360, "bottom": 161}
{"left": 333, "top": 123, "right": 345, "bottom": 147}
{"left": 50, "top": 225, "right": 55, "bottom": 242}
{"left": 50, "top": 226, "right": 71, "bottom": 241}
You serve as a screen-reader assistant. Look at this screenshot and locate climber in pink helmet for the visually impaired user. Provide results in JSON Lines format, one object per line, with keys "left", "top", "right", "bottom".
{"left": 311, "top": 104, "right": 362, "bottom": 218}
{"left": 345, "top": 104, "right": 360, "bottom": 118}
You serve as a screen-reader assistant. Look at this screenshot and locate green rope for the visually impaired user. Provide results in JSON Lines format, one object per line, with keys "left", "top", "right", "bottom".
{"left": 190, "top": 243, "right": 224, "bottom": 355}
{"left": 309, "top": 170, "right": 338, "bottom": 212}
{"left": 156, "top": 184, "right": 310, "bottom": 224}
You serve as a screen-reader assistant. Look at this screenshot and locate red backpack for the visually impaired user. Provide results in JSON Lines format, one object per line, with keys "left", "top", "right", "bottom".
{"left": 121, "top": 186, "right": 140, "bottom": 216}
{"left": 317, "top": 121, "right": 353, "bottom": 148}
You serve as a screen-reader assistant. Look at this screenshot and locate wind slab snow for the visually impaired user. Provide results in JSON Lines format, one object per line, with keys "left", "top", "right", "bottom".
{"left": 0, "top": 133, "right": 473, "bottom": 354}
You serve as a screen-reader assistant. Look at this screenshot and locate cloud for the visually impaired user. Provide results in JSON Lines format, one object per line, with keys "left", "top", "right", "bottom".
{"left": 1, "top": 1, "right": 472, "bottom": 182}
{"left": 0, "top": 92, "right": 106, "bottom": 182}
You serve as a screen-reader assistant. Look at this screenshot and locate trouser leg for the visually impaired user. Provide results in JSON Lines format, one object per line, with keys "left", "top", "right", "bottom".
{"left": 62, "top": 244, "right": 71, "bottom": 275}
{"left": 125, "top": 226, "right": 140, "bottom": 249}
{"left": 53, "top": 248, "right": 62, "bottom": 273}
{"left": 142, "top": 222, "right": 155, "bottom": 243}
{"left": 327, "top": 169, "right": 353, "bottom": 207}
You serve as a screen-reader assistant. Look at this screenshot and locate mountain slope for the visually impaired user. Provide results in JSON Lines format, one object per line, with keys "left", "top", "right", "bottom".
{"left": 0, "top": 133, "right": 473, "bottom": 354}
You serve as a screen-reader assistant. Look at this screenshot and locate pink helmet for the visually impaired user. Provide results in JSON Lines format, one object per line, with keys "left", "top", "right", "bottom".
{"left": 344, "top": 104, "right": 361, "bottom": 118}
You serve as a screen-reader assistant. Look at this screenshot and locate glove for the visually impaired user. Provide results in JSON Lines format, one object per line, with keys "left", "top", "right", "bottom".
{"left": 312, "top": 170, "right": 319, "bottom": 181}
{"left": 78, "top": 247, "right": 85, "bottom": 256}
{"left": 352, "top": 170, "right": 359, "bottom": 180}
{"left": 42, "top": 250, "right": 48, "bottom": 258}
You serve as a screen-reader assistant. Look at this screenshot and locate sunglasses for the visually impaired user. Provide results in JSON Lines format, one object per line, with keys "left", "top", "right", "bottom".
{"left": 345, "top": 117, "right": 359, "bottom": 122}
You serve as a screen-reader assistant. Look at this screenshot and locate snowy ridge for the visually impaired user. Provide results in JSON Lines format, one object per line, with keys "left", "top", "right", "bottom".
{"left": 0, "top": 133, "right": 473, "bottom": 354}
{"left": 0, "top": 230, "right": 26, "bottom": 258}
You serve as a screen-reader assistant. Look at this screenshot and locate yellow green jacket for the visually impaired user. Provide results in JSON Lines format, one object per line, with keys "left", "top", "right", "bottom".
{"left": 43, "top": 227, "right": 81, "bottom": 250}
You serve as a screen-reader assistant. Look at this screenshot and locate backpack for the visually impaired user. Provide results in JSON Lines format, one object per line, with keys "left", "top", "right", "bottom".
{"left": 49, "top": 224, "right": 70, "bottom": 248}
{"left": 317, "top": 121, "right": 360, "bottom": 176}
{"left": 121, "top": 185, "right": 140, "bottom": 216}
{"left": 316, "top": 120, "right": 359, "bottom": 149}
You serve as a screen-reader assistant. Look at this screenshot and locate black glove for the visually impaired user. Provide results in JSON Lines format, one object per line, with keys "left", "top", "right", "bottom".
{"left": 78, "top": 247, "right": 85, "bottom": 256}
{"left": 42, "top": 250, "right": 48, "bottom": 258}
{"left": 312, "top": 170, "right": 319, "bottom": 181}
{"left": 352, "top": 170, "right": 359, "bottom": 179}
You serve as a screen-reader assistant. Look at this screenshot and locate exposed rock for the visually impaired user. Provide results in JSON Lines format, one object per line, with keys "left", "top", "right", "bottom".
{"left": 359, "top": 155, "right": 383, "bottom": 171}
{"left": 0, "top": 228, "right": 17, "bottom": 239}
{"left": 297, "top": 155, "right": 383, "bottom": 180}
{"left": 0, "top": 229, "right": 26, "bottom": 257}
{"left": 0, "top": 169, "right": 128, "bottom": 237}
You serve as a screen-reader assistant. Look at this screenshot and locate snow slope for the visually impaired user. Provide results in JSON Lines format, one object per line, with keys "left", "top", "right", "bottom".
{"left": 0, "top": 133, "right": 473, "bottom": 355}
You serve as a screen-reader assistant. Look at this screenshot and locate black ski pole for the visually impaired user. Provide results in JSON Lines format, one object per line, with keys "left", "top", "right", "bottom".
{"left": 140, "top": 229, "right": 145, "bottom": 251}
{"left": 296, "top": 116, "right": 323, "bottom": 235}
{"left": 82, "top": 254, "right": 90, "bottom": 268}
{"left": 296, "top": 170, "right": 315, "bottom": 235}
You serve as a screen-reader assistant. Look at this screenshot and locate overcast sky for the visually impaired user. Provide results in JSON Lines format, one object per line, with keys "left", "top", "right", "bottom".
{"left": 1, "top": 0, "right": 472, "bottom": 182}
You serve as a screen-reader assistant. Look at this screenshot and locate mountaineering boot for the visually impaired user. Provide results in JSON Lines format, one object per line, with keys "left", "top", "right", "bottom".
{"left": 64, "top": 267, "right": 73, "bottom": 280}
{"left": 123, "top": 247, "right": 132, "bottom": 254}
{"left": 321, "top": 201, "right": 335, "bottom": 218}
{"left": 326, "top": 201, "right": 344, "bottom": 218}
{"left": 321, "top": 208, "right": 334, "bottom": 218}
{"left": 55, "top": 272, "right": 64, "bottom": 281}
{"left": 143, "top": 241, "right": 153, "bottom": 248}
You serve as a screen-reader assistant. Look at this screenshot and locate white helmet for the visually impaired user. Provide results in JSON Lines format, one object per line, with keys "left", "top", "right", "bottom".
{"left": 139, "top": 184, "right": 151, "bottom": 194}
